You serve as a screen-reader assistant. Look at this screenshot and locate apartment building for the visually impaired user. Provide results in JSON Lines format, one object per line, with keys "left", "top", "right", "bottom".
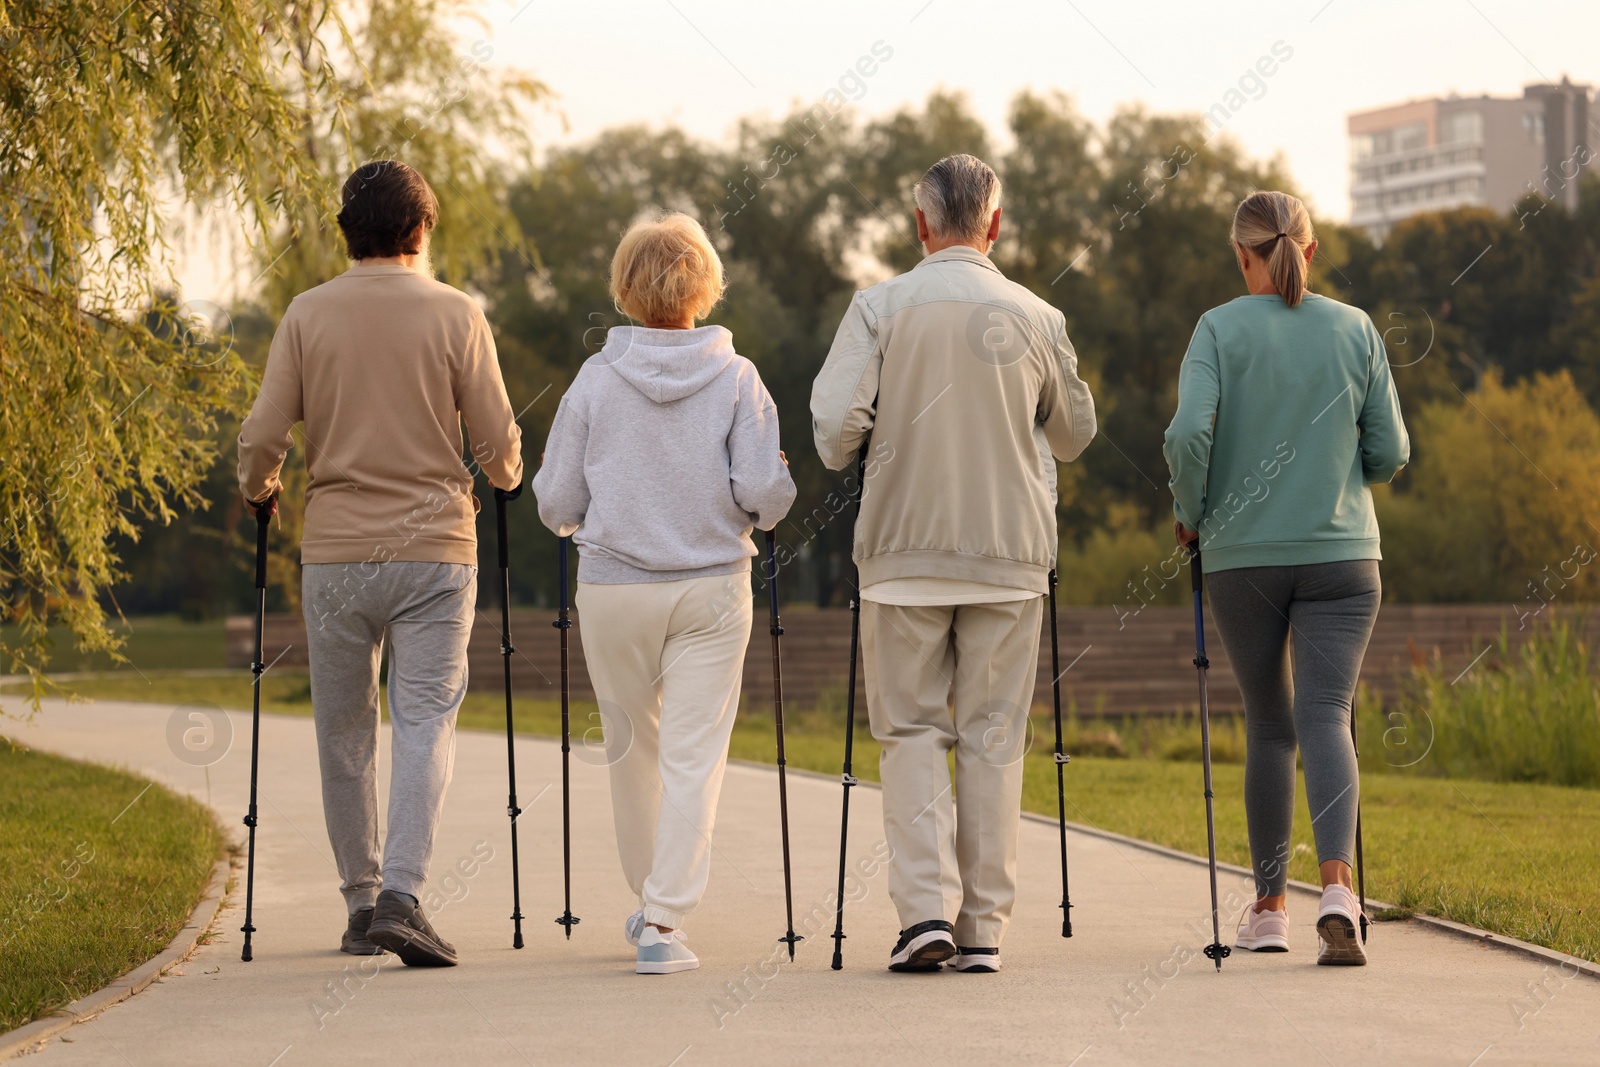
{"left": 1348, "top": 78, "right": 1592, "bottom": 240}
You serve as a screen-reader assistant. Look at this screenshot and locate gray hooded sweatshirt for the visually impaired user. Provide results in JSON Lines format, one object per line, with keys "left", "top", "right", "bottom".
{"left": 532, "top": 325, "right": 797, "bottom": 584}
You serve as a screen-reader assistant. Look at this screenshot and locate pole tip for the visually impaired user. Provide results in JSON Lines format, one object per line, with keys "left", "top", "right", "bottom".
{"left": 241, "top": 946, "right": 253, "bottom": 963}
{"left": 830, "top": 953, "right": 843, "bottom": 971}
{"left": 514, "top": 933, "right": 524, "bottom": 949}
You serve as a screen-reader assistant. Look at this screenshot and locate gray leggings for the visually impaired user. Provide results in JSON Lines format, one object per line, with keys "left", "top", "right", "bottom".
{"left": 1206, "top": 560, "right": 1380, "bottom": 897}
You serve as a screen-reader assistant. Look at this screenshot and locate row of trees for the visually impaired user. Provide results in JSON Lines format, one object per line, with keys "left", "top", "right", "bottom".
{"left": 127, "top": 89, "right": 1600, "bottom": 615}
{"left": 6, "top": 1, "right": 1599, "bottom": 686}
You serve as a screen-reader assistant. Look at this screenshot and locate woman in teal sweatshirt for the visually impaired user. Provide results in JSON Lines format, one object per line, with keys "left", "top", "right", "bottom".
{"left": 1163, "top": 190, "right": 1409, "bottom": 967}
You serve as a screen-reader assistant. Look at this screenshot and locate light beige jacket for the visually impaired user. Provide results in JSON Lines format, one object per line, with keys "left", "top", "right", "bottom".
{"left": 810, "top": 245, "right": 1096, "bottom": 593}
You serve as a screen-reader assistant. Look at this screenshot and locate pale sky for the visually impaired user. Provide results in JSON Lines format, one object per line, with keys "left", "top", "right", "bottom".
{"left": 175, "top": 0, "right": 1597, "bottom": 303}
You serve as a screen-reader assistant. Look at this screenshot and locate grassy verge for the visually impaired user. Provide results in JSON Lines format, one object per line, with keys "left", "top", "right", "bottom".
{"left": 0, "top": 745, "right": 224, "bottom": 1033}
{"left": 1357, "top": 618, "right": 1600, "bottom": 787}
{"left": 12, "top": 669, "right": 1599, "bottom": 963}
{"left": 0, "top": 616, "right": 226, "bottom": 677}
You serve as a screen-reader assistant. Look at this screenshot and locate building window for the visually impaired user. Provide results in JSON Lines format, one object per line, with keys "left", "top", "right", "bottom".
{"left": 1523, "top": 112, "right": 1546, "bottom": 145}
{"left": 1440, "top": 111, "right": 1483, "bottom": 145}
{"left": 1395, "top": 122, "right": 1428, "bottom": 153}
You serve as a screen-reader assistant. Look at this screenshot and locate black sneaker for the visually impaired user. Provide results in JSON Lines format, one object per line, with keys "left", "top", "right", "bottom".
{"left": 341, "top": 906, "right": 384, "bottom": 956}
{"left": 366, "top": 890, "right": 458, "bottom": 967}
{"left": 888, "top": 920, "right": 956, "bottom": 972}
{"left": 950, "top": 946, "right": 1001, "bottom": 973}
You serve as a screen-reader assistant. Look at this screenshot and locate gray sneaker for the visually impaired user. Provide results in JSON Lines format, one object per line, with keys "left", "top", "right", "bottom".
{"left": 340, "top": 906, "right": 384, "bottom": 956}
{"left": 636, "top": 927, "right": 698, "bottom": 974}
{"left": 367, "top": 890, "right": 458, "bottom": 967}
{"left": 624, "top": 909, "right": 648, "bottom": 947}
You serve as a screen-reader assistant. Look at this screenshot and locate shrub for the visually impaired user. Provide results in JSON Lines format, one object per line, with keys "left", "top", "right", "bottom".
{"left": 1360, "top": 617, "right": 1600, "bottom": 787}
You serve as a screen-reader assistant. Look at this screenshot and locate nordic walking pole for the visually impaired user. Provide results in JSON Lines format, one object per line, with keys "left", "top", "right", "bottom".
{"left": 240, "top": 492, "right": 276, "bottom": 963}
{"left": 1187, "top": 543, "right": 1231, "bottom": 972}
{"left": 830, "top": 445, "right": 869, "bottom": 971}
{"left": 766, "top": 529, "right": 803, "bottom": 960}
{"left": 494, "top": 484, "right": 527, "bottom": 949}
{"left": 1351, "top": 716, "right": 1369, "bottom": 942}
{"left": 553, "top": 536, "right": 581, "bottom": 937}
{"left": 1048, "top": 568, "right": 1073, "bottom": 938}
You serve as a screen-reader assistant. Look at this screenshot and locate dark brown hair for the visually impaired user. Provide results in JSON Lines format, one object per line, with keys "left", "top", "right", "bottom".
{"left": 336, "top": 161, "right": 439, "bottom": 260}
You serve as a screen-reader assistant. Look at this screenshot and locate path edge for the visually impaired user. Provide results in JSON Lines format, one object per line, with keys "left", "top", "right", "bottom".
{"left": 0, "top": 853, "right": 233, "bottom": 1060}
{"left": 748, "top": 759, "right": 1600, "bottom": 981}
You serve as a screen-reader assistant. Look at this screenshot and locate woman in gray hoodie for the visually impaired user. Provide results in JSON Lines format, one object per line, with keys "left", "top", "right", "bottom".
{"left": 532, "top": 213, "right": 796, "bottom": 974}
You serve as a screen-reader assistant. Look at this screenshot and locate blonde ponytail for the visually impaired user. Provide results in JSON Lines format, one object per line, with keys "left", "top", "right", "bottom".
{"left": 1231, "top": 191, "right": 1314, "bottom": 308}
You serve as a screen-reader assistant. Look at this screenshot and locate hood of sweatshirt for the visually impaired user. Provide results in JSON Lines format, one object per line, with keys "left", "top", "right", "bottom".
{"left": 596, "top": 325, "right": 737, "bottom": 404}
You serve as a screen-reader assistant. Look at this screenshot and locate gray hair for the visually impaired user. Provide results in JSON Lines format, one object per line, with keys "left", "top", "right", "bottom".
{"left": 913, "top": 154, "right": 1002, "bottom": 243}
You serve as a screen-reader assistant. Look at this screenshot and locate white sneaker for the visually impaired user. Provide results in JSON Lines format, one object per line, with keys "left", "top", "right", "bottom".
{"left": 636, "top": 927, "right": 699, "bottom": 974}
{"left": 1235, "top": 904, "right": 1290, "bottom": 952}
{"left": 1316, "top": 884, "right": 1368, "bottom": 966}
{"left": 624, "top": 909, "right": 647, "bottom": 947}
{"left": 950, "top": 947, "right": 1001, "bottom": 973}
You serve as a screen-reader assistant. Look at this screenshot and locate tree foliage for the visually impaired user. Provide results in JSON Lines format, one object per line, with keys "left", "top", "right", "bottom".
{"left": 1377, "top": 371, "right": 1600, "bottom": 604}
{"left": 26, "top": 36, "right": 1600, "bottom": 632}
{"left": 0, "top": 0, "right": 331, "bottom": 698}
{"left": 1, "top": 0, "right": 550, "bottom": 702}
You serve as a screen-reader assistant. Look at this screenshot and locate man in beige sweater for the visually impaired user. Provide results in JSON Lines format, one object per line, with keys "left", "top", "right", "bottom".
{"left": 811, "top": 154, "right": 1096, "bottom": 973}
{"left": 238, "top": 160, "right": 523, "bottom": 967}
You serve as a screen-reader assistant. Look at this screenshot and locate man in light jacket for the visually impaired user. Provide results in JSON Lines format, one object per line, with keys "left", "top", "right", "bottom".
{"left": 811, "top": 153, "right": 1096, "bottom": 973}
{"left": 238, "top": 160, "right": 523, "bottom": 966}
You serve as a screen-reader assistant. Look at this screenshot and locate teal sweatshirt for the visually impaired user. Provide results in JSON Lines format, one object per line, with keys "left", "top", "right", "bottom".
{"left": 1163, "top": 293, "right": 1410, "bottom": 574}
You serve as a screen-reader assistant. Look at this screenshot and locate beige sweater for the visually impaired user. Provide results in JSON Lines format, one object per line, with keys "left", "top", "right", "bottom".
{"left": 810, "top": 246, "right": 1097, "bottom": 593}
{"left": 237, "top": 263, "right": 523, "bottom": 565}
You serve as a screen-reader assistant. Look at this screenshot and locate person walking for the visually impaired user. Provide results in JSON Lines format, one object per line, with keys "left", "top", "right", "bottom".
{"left": 1164, "top": 190, "right": 1410, "bottom": 966}
{"left": 532, "top": 212, "right": 796, "bottom": 975}
{"left": 237, "top": 160, "right": 523, "bottom": 966}
{"left": 811, "top": 154, "right": 1097, "bottom": 973}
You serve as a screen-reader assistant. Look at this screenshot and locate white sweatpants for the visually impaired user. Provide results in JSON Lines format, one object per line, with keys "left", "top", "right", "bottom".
{"left": 576, "top": 571, "right": 753, "bottom": 929}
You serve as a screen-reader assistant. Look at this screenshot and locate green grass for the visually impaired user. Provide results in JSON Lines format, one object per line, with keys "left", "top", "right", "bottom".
{"left": 0, "top": 745, "right": 224, "bottom": 1032}
{"left": 1, "top": 615, "right": 227, "bottom": 676}
{"left": 12, "top": 669, "right": 1600, "bottom": 964}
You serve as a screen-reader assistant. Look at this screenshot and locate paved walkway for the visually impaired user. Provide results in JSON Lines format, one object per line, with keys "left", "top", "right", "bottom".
{"left": 7, "top": 698, "right": 1599, "bottom": 1066}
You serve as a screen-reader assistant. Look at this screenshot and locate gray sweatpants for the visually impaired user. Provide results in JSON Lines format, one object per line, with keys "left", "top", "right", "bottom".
{"left": 302, "top": 562, "right": 477, "bottom": 913}
{"left": 1206, "top": 560, "right": 1380, "bottom": 898}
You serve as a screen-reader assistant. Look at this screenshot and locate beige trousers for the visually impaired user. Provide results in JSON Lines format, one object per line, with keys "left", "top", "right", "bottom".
{"left": 576, "top": 572, "right": 753, "bottom": 929}
{"left": 862, "top": 597, "right": 1043, "bottom": 948}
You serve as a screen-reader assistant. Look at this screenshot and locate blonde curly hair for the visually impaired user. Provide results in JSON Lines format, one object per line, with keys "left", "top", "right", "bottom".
{"left": 609, "top": 212, "right": 725, "bottom": 325}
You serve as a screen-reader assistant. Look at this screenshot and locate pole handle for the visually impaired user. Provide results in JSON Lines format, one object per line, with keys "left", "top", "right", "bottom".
{"left": 557, "top": 536, "right": 570, "bottom": 614}
{"left": 764, "top": 529, "right": 781, "bottom": 623}
{"left": 249, "top": 494, "right": 277, "bottom": 590}
{"left": 1188, "top": 543, "right": 1203, "bottom": 592}
{"left": 494, "top": 487, "right": 519, "bottom": 570}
